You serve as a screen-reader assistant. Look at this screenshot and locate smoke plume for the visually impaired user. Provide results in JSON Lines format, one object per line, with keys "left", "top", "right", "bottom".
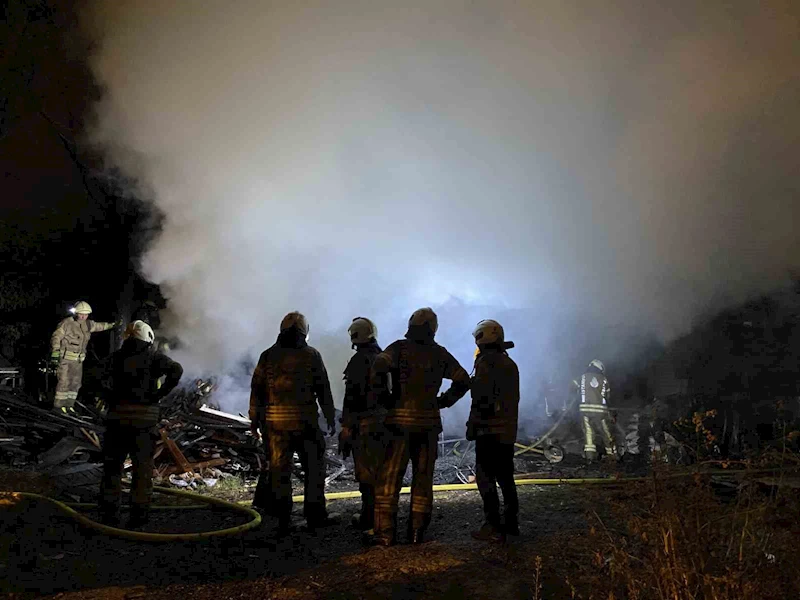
{"left": 83, "top": 1, "right": 800, "bottom": 423}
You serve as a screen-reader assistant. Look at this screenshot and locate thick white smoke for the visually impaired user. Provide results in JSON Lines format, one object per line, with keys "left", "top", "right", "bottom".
{"left": 84, "top": 1, "right": 800, "bottom": 423}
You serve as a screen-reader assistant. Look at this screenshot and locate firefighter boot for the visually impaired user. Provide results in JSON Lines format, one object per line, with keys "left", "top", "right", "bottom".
{"left": 407, "top": 511, "right": 431, "bottom": 544}
{"left": 471, "top": 521, "right": 503, "bottom": 542}
{"left": 373, "top": 510, "right": 396, "bottom": 546}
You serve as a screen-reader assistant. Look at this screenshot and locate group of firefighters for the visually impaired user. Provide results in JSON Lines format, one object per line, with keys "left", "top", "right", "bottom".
{"left": 49, "top": 302, "right": 618, "bottom": 543}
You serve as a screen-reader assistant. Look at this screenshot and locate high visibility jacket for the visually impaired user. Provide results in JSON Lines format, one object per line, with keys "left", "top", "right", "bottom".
{"left": 371, "top": 338, "right": 469, "bottom": 431}
{"left": 468, "top": 348, "right": 520, "bottom": 443}
{"left": 580, "top": 370, "right": 610, "bottom": 414}
{"left": 249, "top": 333, "right": 335, "bottom": 431}
{"left": 341, "top": 342, "right": 382, "bottom": 427}
{"left": 50, "top": 317, "right": 114, "bottom": 362}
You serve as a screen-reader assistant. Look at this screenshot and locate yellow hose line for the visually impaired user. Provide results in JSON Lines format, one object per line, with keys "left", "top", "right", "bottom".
{"left": 0, "top": 486, "right": 261, "bottom": 543}
{"left": 252, "top": 476, "right": 642, "bottom": 504}
{"left": 243, "top": 466, "right": 797, "bottom": 504}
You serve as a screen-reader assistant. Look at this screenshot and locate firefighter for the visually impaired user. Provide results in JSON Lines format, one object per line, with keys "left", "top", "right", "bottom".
{"left": 467, "top": 320, "right": 520, "bottom": 541}
{"left": 50, "top": 301, "right": 117, "bottom": 414}
{"left": 339, "top": 317, "right": 384, "bottom": 534}
{"left": 371, "top": 307, "right": 470, "bottom": 545}
{"left": 249, "top": 312, "right": 337, "bottom": 535}
{"left": 579, "top": 359, "right": 618, "bottom": 462}
{"left": 99, "top": 320, "right": 183, "bottom": 527}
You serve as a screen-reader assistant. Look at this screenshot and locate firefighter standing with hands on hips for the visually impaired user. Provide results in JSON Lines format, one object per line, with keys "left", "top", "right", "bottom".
{"left": 99, "top": 320, "right": 183, "bottom": 528}
{"left": 371, "top": 307, "right": 470, "bottom": 546}
{"left": 50, "top": 301, "right": 117, "bottom": 414}
{"left": 467, "top": 319, "right": 520, "bottom": 542}
{"left": 249, "top": 312, "right": 338, "bottom": 535}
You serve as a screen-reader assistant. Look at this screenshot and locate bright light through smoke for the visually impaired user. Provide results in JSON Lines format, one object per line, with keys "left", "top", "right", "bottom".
{"left": 84, "top": 1, "right": 800, "bottom": 426}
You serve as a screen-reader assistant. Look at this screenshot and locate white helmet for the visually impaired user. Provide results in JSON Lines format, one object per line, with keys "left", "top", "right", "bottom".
{"left": 280, "top": 311, "right": 309, "bottom": 336}
{"left": 72, "top": 301, "right": 92, "bottom": 315}
{"left": 348, "top": 317, "right": 377, "bottom": 345}
{"left": 408, "top": 307, "right": 438, "bottom": 333}
{"left": 127, "top": 320, "right": 155, "bottom": 344}
{"left": 588, "top": 359, "right": 605, "bottom": 373}
{"left": 472, "top": 319, "right": 504, "bottom": 345}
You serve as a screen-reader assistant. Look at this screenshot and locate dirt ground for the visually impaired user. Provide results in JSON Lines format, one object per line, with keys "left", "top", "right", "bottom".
{"left": 0, "top": 481, "right": 593, "bottom": 600}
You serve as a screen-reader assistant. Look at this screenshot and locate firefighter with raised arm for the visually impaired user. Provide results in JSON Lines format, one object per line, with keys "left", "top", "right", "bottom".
{"left": 579, "top": 359, "right": 618, "bottom": 462}
{"left": 99, "top": 320, "right": 183, "bottom": 527}
{"left": 249, "top": 312, "right": 337, "bottom": 535}
{"left": 339, "top": 317, "right": 384, "bottom": 534}
{"left": 371, "top": 307, "right": 470, "bottom": 546}
{"left": 467, "top": 319, "right": 520, "bottom": 542}
{"left": 50, "top": 301, "right": 117, "bottom": 414}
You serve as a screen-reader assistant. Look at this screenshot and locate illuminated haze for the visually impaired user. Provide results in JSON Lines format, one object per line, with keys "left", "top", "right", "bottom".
{"left": 84, "top": 1, "right": 800, "bottom": 424}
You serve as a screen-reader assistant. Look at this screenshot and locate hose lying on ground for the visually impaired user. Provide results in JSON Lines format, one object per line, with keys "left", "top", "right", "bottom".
{"left": 2, "top": 467, "right": 794, "bottom": 542}
{"left": 0, "top": 485, "right": 261, "bottom": 543}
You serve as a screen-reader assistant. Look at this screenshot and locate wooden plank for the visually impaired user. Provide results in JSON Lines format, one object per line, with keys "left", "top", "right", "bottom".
{"left": 159, "top": 458, "right": 228, "bottom": 476}
{"left": 160, "top": 429, "right": 192, "bottom": 473}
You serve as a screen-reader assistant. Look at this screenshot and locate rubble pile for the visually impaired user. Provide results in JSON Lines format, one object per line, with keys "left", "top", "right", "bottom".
{"left": 1, "top": 380, "right": 590, "bottom": 501}
{"left": 0, "top": 382, "right": 269, "bottom": 500}
{"left": 0, "top": 381, "right": 354, "bottom": 500}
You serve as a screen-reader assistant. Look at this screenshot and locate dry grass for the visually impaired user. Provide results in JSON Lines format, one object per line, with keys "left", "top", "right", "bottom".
{"left": 564, "top": 467, "right": 800, "bottom": 600}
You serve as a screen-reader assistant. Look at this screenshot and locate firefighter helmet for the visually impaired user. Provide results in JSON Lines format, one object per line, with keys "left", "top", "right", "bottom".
{"left": 348, "top": 317, "right": 377, "bottom": 345}
{"left": 72, "top": 301, "right": 92, "bottom": 314}
{"left": 472, "top": 319, "right": 504, "bottom": 345}
{"left": 408, "top": 307, "right": 438, "bottom": 333}
{"left": 280, "top": 311, "right": 309, "bottom": 335}
{"left": 127, "top": 320, "right": 155, "bottom": 344}
{"left": 588, "top": 359, "right": 605, "bottom": 373}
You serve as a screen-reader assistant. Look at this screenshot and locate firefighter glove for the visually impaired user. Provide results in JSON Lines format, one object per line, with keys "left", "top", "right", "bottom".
{"left": 49, "top": 351, "right": 61, "bottom": 366}
{"left": 437, "top": 392, "right": 456, "bottom": 409}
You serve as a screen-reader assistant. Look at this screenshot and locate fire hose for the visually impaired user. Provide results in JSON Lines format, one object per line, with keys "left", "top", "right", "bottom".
{"left": 2, "top": 467, "right": 794, "bottom": 542}
{"left": 0, "top": 485, "right": 261, "bottom": 543}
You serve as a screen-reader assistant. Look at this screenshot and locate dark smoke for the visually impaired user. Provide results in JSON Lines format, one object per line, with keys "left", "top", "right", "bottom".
{"left": 83, "top": 1, "right": 800, "bottom": 423}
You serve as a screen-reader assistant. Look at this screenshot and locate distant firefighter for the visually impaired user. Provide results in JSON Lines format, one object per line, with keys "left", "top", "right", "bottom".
{"left": 339, "top": 317, "right": 385, "bottom": 534}
{"left": 99, "top": 320, "right": 183, "bottom": 528}
{"left": 467, "top": 319, "right": 520, "bottom": 542}
{"left": 579, "top": 359, "right": 618, "bottom": 462}
{"left": 50, "top": 301, "right": 117, "bottom": 413}
{"left": 249, "top": 312, "right": 337, "bottom": 535}
{"left": 371, "top": 307, "right": 470, "bottom": 545}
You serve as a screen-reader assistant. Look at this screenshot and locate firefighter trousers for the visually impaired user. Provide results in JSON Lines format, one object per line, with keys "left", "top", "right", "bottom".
{"left": 99, "top": 422, "right": 157, "bottom": 520}
{"left": 374, "top": 427, "right": 438, "bottom": 540}
{"left": 474, "top": 435, "right": 518, "bottom": 529}
{"left": 352, "top": 420, "right": 386, "bottom": 529}
{"left": 267, "top": 425, "right": 328, "bottom": 526}
{"left": 580, "top": 409, "right": 617, "bottom": 459}
{"left": 54, "top": 359, "right": 83, "bottom": 408}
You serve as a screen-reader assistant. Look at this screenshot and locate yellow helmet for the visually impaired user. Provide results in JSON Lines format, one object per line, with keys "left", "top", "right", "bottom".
{"left": 72, "top": 301, "right": 92, "bottom": 315}
{"left": 280, "top": 311, "right": 309, "bottom": 336}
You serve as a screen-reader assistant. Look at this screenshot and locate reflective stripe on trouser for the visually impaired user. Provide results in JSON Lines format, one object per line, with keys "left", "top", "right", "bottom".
{"left": 374, "top": 427, "right": 438, "bottom": 538}
{"left": 54, "top": 360, "right": 83, "bottom": 408}
{"left": 353, "top": 420, "right": 386, "bottom": 529}
{"left": 581, "top": 412, "right": 616, "bottom": 457}
{"left": 267, "top": 426, "right": 327, "bottom": 525}
{"left": 100, "top": 423, "right": 157, "bottom": 518}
